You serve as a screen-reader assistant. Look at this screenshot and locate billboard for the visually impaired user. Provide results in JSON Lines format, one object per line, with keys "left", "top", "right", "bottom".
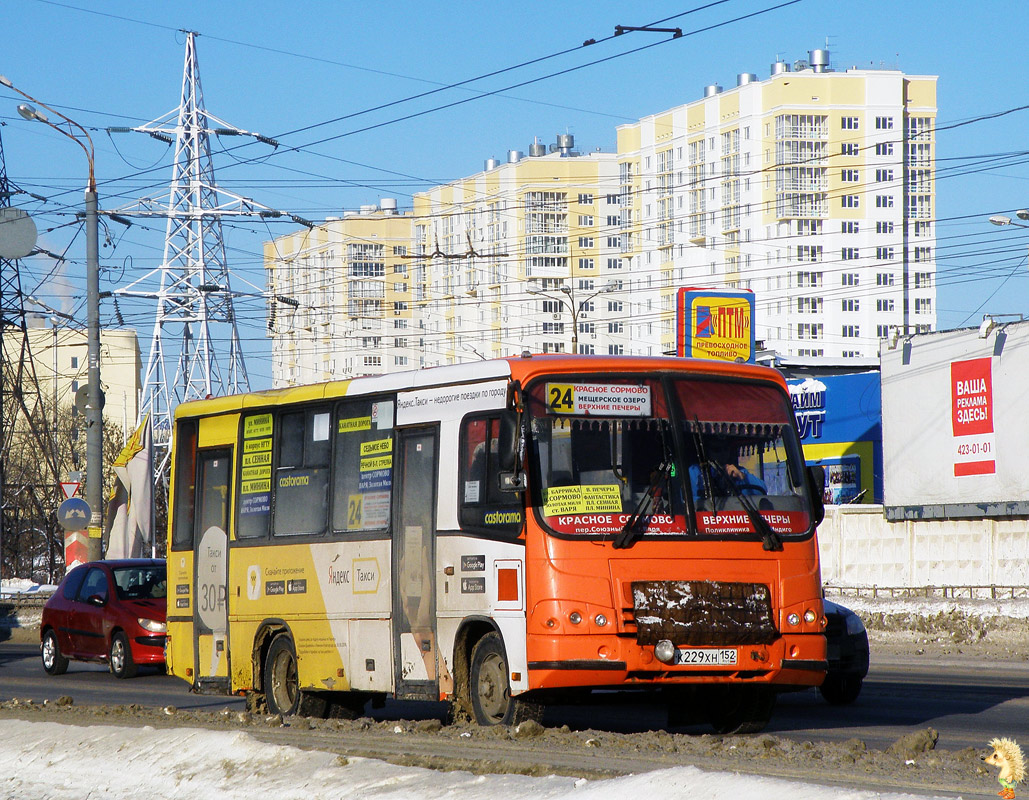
{"left": 787, "top": 372, "right": 883, "bottom": 504}
{"left": 881, "top": 322, "right": 1029, "bottom": 519}
{"left": 676, "top": 288, "right": 755, "bottom": 362}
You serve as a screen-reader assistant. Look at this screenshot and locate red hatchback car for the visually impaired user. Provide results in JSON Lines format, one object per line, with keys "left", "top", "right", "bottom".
{"left": 40, "top": 559, "right": 167, "bottom": 679}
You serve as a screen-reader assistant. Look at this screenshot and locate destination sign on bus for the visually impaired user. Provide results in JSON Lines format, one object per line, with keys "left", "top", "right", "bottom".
{"left": 545, "top": 383, "right": 651, "bottom": 416}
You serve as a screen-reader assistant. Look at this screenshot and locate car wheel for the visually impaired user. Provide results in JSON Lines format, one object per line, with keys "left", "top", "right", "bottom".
{"left": 820, "top": 675, "right": 862, "bottom": 705}
{"left": 468, "top": 631, "right": 542, "bottom": 726}
{"left": 264, "top": 635, "right": 300, "bottom": 716}
{"left": 41, "top": 630, "right": 69, "bottom": 676}
{"left": 706, "top": 686, "right": 776, "bottom": 734}
{"left": 110, "top": 631, "right": 138, "bottom": 679}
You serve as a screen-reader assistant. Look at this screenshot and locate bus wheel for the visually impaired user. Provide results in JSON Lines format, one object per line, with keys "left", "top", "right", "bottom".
{"left": 264, "top": 635, "right": 300, "bottom": 716}
{"left": 706, "top": 686, "right": 776, "bottom": 735}
{"left": 468, "top": 632, "right": 542, "bottom": 726}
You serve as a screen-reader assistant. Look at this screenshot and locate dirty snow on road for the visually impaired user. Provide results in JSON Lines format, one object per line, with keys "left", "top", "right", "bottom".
{"left": 0, "top": 719, "right": 956, "bottom": 800}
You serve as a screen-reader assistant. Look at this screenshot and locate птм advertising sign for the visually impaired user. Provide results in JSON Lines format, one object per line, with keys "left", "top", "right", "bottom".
{"left": 676, "top": 288, "right": 755, "bottom": 363}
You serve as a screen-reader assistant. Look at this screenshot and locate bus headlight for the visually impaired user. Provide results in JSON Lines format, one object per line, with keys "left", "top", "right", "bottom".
{"left": 654, "top": 639, "right": 676, "bottom": 664}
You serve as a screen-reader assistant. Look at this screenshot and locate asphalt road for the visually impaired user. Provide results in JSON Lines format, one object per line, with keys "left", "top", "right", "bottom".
{"left": 1, "top": 640, "right": 1027, "bottom": 753}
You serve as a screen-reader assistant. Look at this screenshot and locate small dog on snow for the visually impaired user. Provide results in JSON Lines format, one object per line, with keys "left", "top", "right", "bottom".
{"left": 984, "top": 737, "right": 1025, "bottom": 799}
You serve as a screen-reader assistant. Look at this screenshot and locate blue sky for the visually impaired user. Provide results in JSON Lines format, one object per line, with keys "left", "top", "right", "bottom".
{"left": 3, "top": 0, "right": 1029, "bottom": 390}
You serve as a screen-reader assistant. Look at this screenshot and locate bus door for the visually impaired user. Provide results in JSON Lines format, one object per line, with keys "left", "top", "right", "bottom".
{"left": 193, "top": 448, "right": 232, "bottom": 691}
{"left": 392, "top": 426, "right": 439, "bottom": 699}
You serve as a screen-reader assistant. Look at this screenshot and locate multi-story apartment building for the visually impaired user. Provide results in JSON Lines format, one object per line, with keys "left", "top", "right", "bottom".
{"left": 264, "top": 201, "right": 416, "bottom": 383}
{"left": 265, "top": 50, "right": 936, "bottom": 384}
{"left": 617, "top": 48, "right": 937, "bottom": 358}
{"left": 5, "top": 318, "right": 141, "bottom": 439}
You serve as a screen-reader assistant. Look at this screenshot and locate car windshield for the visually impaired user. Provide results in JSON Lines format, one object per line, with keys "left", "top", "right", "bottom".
{"left": 527, "top": 374, "right": 813, "bottom": 540}
{"left": 111, "top": 565, "right": 167, "bottom": 600}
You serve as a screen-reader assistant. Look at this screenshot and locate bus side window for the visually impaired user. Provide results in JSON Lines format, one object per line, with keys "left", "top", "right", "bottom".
{"left": 458, "top": 414, "right": 524, "bottom": 536}
{"left": 238, "top": 413, "right": 273, "bottom": 540}
{"left": 332, "top": 399, "right": 393, "bottom": 534}
{"left": 273, "top": 409, "right": 331, "bottom": 537}
{"left": 171, "top": 419, "right": 198, "bottom": 551}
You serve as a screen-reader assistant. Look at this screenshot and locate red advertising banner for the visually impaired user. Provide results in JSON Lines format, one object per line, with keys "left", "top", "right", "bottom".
{"left": 950, "top": 357, "right": 995, "bottom": 476}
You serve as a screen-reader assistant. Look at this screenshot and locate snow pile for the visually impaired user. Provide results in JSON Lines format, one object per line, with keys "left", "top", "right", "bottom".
{"left": 0, "top": 719, "right": 951, "bottom": 800}
{"left": 0, "top": 579, "right": 56, "bottom": 595}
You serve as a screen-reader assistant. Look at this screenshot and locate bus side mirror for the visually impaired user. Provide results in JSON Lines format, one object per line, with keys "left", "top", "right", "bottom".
{"left": 497, "top": 410, "right": 526, "bottom": 492}
{"left": 807, "top": 465, "right": 826, "bottom": 526}
{"left": 498, "top": 410, "right": 519, "bottom": 471}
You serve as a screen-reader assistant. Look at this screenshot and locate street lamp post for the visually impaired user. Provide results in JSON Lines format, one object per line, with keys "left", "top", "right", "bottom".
{"left": 2, "top": 75, "right": 104, "bottom": 561}
{"left": 529, "top": 281, "right": 616, "bottom": 353}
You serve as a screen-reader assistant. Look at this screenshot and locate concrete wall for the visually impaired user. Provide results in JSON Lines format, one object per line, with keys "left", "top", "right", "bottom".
{"left": 817, "top": 505, "right": 1029, "bottom": 588}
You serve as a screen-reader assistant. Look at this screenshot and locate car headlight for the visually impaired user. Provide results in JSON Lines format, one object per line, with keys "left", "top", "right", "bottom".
{"left": 844, "top": 612, "right": 866, "bottom": 636}
{"left": 138, "top": 618, "right": 167, "bottom": 634}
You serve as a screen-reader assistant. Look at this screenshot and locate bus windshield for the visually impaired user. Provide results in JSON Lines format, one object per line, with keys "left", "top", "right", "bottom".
{"left": 527, "top": 375, "right": 813, "bottom": 541}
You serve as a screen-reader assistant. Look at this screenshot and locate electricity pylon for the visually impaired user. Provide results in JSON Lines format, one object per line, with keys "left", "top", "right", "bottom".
{"left": 113, "top": 31, "right": 283, "bottom": 474}
{"left": 0, "top": 127, "right": 63, "bottom": 579}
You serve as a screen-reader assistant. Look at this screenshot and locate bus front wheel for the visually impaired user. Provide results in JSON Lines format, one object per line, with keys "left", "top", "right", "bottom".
{"left": 264, "top": 635, "right": 300, "bottom": 716}
{"left": 468, "top": 632, "right": 541, "bottom": 726}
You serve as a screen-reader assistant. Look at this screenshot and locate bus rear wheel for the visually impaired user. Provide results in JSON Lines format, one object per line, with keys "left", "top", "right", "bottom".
{"left": 468, "top": 632, "right": 541, "bottom": 726}
{"left": 264, "top": 635, "right": 300, "bottom": 716}
{"left": 705, "top": 685, "right": 776, "bottom": 734}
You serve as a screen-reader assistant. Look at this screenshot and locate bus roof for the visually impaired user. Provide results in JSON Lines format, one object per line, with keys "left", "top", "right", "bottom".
{"left": 173, "top": 354, "right": 786, "bottom": 420}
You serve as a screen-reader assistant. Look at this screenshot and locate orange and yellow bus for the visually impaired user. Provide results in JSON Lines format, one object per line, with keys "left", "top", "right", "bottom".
{"left": 165, "top": 354, "right": 826, "bottom": 733}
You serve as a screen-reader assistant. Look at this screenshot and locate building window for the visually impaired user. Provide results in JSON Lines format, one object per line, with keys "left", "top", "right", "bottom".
{"left": 915, "top": 298, "right": 933, "bottom": 314}
{"left": 875, "top": 168, "right": 894, "bottom": 182}
{"left": 842, "top": 273, "right": 859, "bottom": 286}
{"left": 797, "top": 323, "right": 823, "bottom": 340}
{"left": 841, "top": 116, "right": 859, "bottom": 130}
{"left": 578, "top": 258, "right": 595, "bottom": 270}
{"left": 606, "top": 257, "right": 622, "bottom": 270}
{"left": 915, "top": 247, "right": 932, "bottom": 262}
{"left": 877, "top": 299, "right": 895, "bottom": 312}
{"left": 876, "top": 247, "right": 895, "bottom": 260}
{"left": 542, "top": 322, "right": 565, "bottom": 334}
{"left": 842, "top": 248, "right": 859, "bottom": 261}
{"left": 842, "top": 325, "right": 860, "bottom": 338}
{"left": 578, "top": 344, "right": 595, "bottom": 354}
{"left": 877, "top": 273, "right": 895, "bottom": 286}
{"left": 797, "top": 271, "right": 823, "bottom": 288}
{"left": 876, "top": 221, "right": 894, "bottom": 234}
{"left": 875, "top": 116, "right": 894, "bottom": 130}
{"left": 842, "top": 221, "right": 859, "bottom": 234}
{"left": 877, "top": 325, "right": 891, "bottom": 338}
{"left": 578, "top": 236, "right": 594, "bottom": 248}
{"left": 842, "top": 299, "right": 859, "bottom": 312}
{"left": 875, "top": 195, "right": 894, "bottom": 208}
{"left": 914, "top": 271, "right": 933, "bottom": 288}
{"left": 607, "top": 344, "right": 624, "bottom": 355}
{"left": 841, "top": 168, "right": 859, "bottom": 182}
{"left": 607, "top": 301, "right": 623, "bottom": 312}
{"left": 394, "top": 356, "right": 408, "bottom": 366}
{"left": 875, "top": 142, "right": 894, "bottom": 156}
{"left": 841, "top": 195, "right": 859, "bottom": 208}
{"left": 607, "top": 322, "right": 623, "bottom": 334}
{"left": 578, "top": 193, "right": 594, "bottom": 205}
{"left": 841, "top": 142, "right": 859, "bottom": 156}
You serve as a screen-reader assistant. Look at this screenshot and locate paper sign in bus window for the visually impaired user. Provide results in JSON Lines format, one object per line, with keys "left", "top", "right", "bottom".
{"left": 545, "top": 383, "right": 651, "bottom": 417}
{"left": 543, "top": 484, "right": 622, "bottom": 516}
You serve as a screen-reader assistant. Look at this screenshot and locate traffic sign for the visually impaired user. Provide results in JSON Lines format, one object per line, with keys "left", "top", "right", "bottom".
{"left": 59, "top": 482, "right": 80, "bottom": 500}
{"left": 57, "top": 497, "right": 91, "bottom": 532}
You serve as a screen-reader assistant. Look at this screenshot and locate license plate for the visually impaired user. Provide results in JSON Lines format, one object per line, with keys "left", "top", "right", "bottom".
{"left": 675, "top": 647, "right": 738, "bottom": 666}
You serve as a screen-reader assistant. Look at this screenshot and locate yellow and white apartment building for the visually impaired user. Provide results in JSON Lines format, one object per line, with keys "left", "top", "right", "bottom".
{"left": 5, "top": 320, "right": 141, "bottom": 440}
{"left": 618, "top": 51, "right": 936, "bottom": 358}
{"left": 265, "top": 50, "right": 936, "bottom": 382}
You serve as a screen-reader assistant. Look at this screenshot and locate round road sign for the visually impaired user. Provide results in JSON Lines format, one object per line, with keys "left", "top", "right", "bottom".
{"left": 57, "top": 497, "right": 91, "bottom": 532}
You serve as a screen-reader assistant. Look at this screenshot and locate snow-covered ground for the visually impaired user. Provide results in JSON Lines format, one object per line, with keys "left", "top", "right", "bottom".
{"left": 0, "top": 719, "right": 954, "bottom": 800}
{"left": 0, "top": 578, "right": 57, "bottom": 595}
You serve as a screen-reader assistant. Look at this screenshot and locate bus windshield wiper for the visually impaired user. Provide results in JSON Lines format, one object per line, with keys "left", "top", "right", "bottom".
{"left": 710, "top": 458, "right": 783, "bottom": 552}
{"left": 612, "top": 460, "right": 671, "bottom": 550}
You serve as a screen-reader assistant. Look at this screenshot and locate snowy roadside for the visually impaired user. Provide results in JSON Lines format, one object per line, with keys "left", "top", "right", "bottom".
{"left": 0, "top": 718, "right": 958, "bottom": 800}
